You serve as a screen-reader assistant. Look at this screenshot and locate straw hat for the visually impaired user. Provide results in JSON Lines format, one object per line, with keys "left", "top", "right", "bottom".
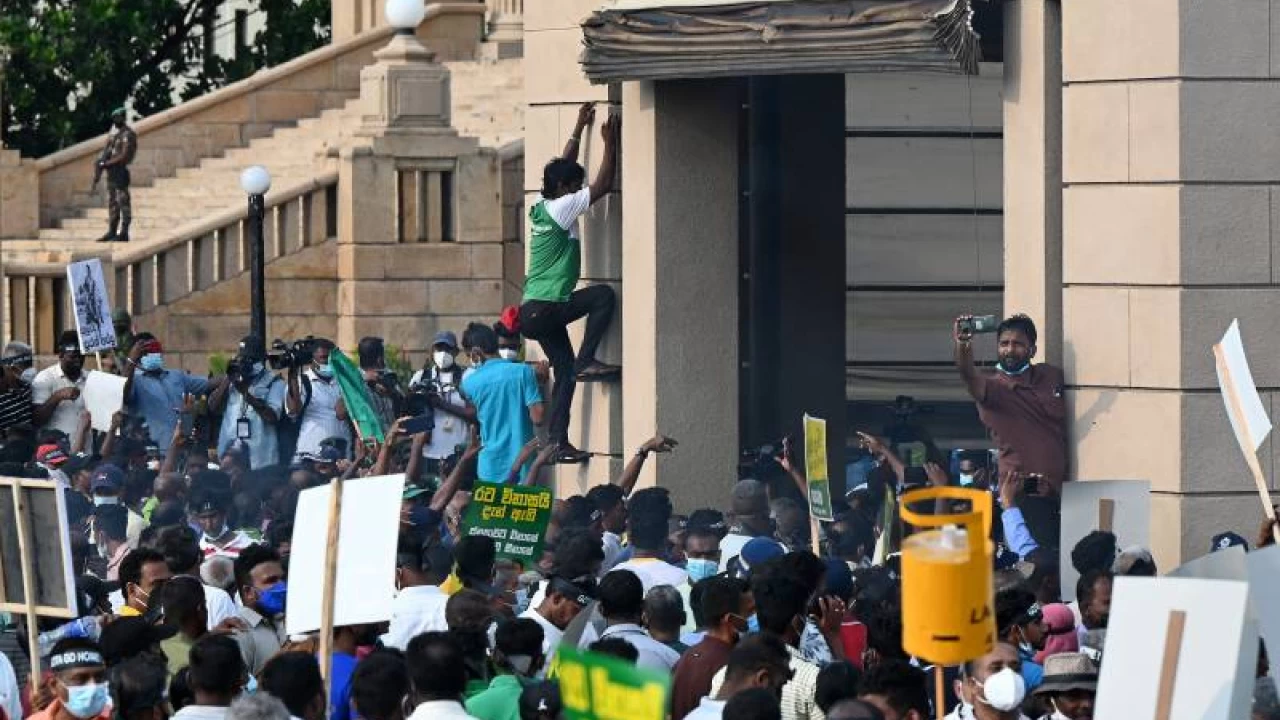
{"left": 1033, "top": 652, "right": 1098, "bottom": 695}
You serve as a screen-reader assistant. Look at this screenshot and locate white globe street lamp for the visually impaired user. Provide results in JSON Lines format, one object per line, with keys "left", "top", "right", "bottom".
{"left": 240, "top": 165, "right": 272, "bottom": 341}
{"left": 385, "top": 0, "right": 426, "bottom": 32}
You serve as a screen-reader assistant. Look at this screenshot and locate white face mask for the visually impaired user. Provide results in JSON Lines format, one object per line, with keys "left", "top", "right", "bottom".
{"left": 497, "top": 348, "right": 519, "bottom": 361}
{"left": 978, "top": 668, "right": 1027, "bottom": 713}
{"left": 1049, "top": 700, "right": 1071, "bottom": 720}
{"left": 93, "top": 496, "right": 118, "bottom": 507}
{"left": 19, "top": 367, "right": 35, "bottom": 385}
{"left": 433, "top": 351, "right": 455, "bottom": 369}
{"left": 959, "top": 473, "right": 975, "bottom": 486}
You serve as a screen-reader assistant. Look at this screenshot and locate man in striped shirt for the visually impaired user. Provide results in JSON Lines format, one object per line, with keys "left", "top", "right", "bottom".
{"left": 0, "top": 342, "right": 34, "bottom": 431}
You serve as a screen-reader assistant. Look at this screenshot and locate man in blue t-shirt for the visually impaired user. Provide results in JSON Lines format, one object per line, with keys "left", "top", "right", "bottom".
{"left": 460, "top": 323, "right": 546, "bottom": 482}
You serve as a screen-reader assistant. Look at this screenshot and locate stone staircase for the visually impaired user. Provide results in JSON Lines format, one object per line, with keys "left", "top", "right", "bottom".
{"left": 6, "top": 56, "right": 523, "bottom": 268}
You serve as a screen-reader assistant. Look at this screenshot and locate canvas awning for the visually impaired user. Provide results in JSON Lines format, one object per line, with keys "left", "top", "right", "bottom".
{"left": 580, "top": 0, "right": 983, "bottom": 84}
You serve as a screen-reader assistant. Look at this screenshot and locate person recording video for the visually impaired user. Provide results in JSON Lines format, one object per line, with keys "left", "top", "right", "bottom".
{"left": 953, "top": 313, "right": 1066, "bottom": 496}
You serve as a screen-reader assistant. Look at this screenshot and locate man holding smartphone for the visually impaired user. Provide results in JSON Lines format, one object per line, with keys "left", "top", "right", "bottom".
{"left": 954, "top": 313, "right": 1067, "bottom": 495}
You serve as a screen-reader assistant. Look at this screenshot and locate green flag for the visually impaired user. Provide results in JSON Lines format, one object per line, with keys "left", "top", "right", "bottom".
{"left": 554, "top": 646, "right": 670, "bottom": 720}
{"left": 329, "top": 348, "right": 385, "bottom": 442}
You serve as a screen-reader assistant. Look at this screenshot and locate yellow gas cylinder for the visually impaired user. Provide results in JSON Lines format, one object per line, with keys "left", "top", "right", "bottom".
{"left": 898, "top": 487, "right": 995, "bottom": 665}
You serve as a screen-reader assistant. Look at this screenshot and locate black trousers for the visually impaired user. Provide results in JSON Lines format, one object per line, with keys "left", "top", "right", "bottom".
{"left": 519, "top": 285, "right": 616, "bottom": 444}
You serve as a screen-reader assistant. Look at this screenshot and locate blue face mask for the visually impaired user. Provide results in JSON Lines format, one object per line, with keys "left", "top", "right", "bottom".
{"left": 64, "top": 682, "right": 109, "bottom": 719}
{"left": 243, "top": 673, "right": 258, "bottom": 695}
{"left": 997, "top": 359, "right": 1031, "bottom": 376}
{"left": 257, "top": 580, "right": 287, "bottom": 617}
{"left": 686, "top": 558, "right": 718, "bottom": 583}
{"left": 140, "top": 353, "right": 163, "bottom": 372}
{"left": 315, "top": 363, "right": 333, "bottom": 378}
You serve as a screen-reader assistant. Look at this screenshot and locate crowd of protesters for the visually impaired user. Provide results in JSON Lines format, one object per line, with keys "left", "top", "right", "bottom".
{"left": 0, "top": 309, "right": 1275, "bottom": 720}
{"left": 0, "top": 101, "right": 1276, "bottom": 720}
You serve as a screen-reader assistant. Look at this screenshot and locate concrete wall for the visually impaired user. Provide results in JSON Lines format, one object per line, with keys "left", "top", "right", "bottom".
{"left": 1061, "top": 0, "right": 1280, "bottom": 567}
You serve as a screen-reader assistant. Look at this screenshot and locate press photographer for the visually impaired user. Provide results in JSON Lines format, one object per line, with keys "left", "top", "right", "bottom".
{"left": 358, "top": 336, "right": 404, "bottom": 431}
{"left": 281, "top": 337, "right": 351, "bottom": 463}
{"left": 209, "top": 335, "right": 286, "bottom": 470}
{"left": 408, "top": 331, "right": 470, "bottom": 478}
{"left": 953, "top": 313, "right": 1066, "bottom": 495}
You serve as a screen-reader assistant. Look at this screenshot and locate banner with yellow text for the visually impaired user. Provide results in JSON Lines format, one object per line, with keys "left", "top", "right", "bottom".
{"left": 460, "top": 481, "right": 553, "bottom": 565}
{"left": 556, "top": 646, "right": 671, "bottom": 720}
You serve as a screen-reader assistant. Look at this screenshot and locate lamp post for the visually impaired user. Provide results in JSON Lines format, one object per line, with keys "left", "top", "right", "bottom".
{"left": 385, "top": 0, "right": 427, "bottom": 32}
{"left": 240, "top": 165, "right": 271, "bottom": 342}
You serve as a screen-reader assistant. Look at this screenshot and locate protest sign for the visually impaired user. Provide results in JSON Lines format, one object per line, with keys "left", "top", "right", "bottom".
{"left": 1245, "top": 545, "right": 1280, "bottom": 696}
{"left": 1096, "top": 576, "right": 1255, "bottom": 720}
{"left": 83, "top": 371, "right": 126, "bottom": 432}
{"left": 1059, "top": 480, "right": 1149, "bottom": 602}
{"left": 1213, "top": 320, "right": 1278, "bottom": 541}
{"left": 286, "top": 474, "right": 403, "bottom": 636}
{"left": 803, "top": 414, "right": 834, "bottom": 522}
{"left": 0, "top": 476, "right": 79, "bottom": 693}
{"left": 462, "top": 481, "right": 553, "bottom": 566}
{"left": 66, "top": 259, "right": 116, "bottom": 354}
{"left": 556, "top": 645, "right": 671, "bottom": 720}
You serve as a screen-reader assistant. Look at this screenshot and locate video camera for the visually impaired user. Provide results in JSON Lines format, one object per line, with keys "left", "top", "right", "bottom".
{"left": 267, "top": 337, "right": 318, "bottom": 371}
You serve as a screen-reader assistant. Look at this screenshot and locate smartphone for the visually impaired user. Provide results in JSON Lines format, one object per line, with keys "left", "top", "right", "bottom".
{"left": 179, "top": 412, "right": 194, "bottom": 438}
{"left": 1025, "top": 473, "right": 1044, "bottom": 495}
{"left": 958, "top": 314, "right": 999, "bottom": 335}
{"left": 401, "top": 414, "right": 434, "bottom": 435}
{"left": 840, "top": 622, "right": 869, "bottom": 668}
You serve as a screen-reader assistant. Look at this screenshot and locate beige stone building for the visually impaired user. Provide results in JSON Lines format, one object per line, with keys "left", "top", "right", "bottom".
{"left": 0, "top": 0, "right": 1273, "bottom": 565}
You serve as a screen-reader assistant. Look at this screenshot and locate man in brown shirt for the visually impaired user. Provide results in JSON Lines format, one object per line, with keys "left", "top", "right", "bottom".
{"left": 954, "top": 314, "right": 1067, "bottom": 494}
{"left": 670, "top": 576, "right": 753, "bottom": 720}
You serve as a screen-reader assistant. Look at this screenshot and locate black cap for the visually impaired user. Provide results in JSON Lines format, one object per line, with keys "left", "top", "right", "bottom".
{"left": 98, "top": 617, "right": 178, "bottom": 665}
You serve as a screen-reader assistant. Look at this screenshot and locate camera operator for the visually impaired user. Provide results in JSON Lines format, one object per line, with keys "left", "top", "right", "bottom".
{"left": 210, "top": 335, "right": 286, "bottom": 470}
{"left": 408, "top": 331, "right": 469, "bottom": 477}
{"left": 358, "top": 336, "right": 403, "bottom": 432}
{"left": 286, "top": 338, "right": 351, "bottom": 463}
{"left": 953, "top": 313, "right": 1066, "bottom": 495}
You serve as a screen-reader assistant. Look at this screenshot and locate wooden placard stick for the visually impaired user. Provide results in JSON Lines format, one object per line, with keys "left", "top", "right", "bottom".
{"left": 317, "top": 476, "right": 344, "bottom": 707}
{"left": 934, "top": 665, "right": 945, "bottom": 720}
{"left": 1154, "top": 610, "right": 1186, "bottom": 720}
{"left": 12, "top": 481, "right": 41, "bottom": 695}
{"left": 1213, "top": 346, "right": 1280, "bottom": 543}
{"left": 1098, "top": 498, "right": 1115, "bottom": 534}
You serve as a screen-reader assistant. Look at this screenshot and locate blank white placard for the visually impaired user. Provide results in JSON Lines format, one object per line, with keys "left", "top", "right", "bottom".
{"left": 1096, "top": 576, "right": 1255, "bottom": 720}
{"left": 286, "top": 474, "right": 405, "bottom": 636}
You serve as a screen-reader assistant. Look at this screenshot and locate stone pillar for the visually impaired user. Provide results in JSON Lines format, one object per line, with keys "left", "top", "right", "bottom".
{"left": 1061, "top": 1, "right": 1280, "bottom": 567}
{"left": 1003, "top": 0, "right": 1062, "bottom": 363}
{"left": 621, "top": 79, "right": 741, "bottom": 511}
{"left": 336, "top": 29, "right": 504, "bottom": 357}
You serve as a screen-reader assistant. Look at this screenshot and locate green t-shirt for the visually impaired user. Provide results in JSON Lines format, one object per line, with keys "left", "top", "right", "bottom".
{"left": 465, "top": 674, "right": 529, "bottom": 720}
{"left": 523, "top": 189, "right": 590, "bottom": 303}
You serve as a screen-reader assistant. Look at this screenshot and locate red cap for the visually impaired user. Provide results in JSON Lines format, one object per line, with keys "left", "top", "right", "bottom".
{"left": 499, "top": 306, "right": 521, "bottom": 335}
{"left": 36, "top": 444, "right": 68, "bottom": 467}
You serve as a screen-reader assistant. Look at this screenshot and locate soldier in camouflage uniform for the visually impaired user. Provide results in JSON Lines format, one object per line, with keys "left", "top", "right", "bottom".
{"left": 96, "top": 107, "right": 137, "bottom": 243}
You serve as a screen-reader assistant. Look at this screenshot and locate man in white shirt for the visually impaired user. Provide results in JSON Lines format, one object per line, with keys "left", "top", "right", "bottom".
{"left": 688, "top": 634, "right": 793, "bottom": 720}
{"left": 405, "top": 633, "right": 478, "bottom": 720}
{"left": 609, "top": 488, "right": 687, "bottom": 592}
{"left": 519, "top": 575, "right": 595, "bottom": 663}
{"left": 383, "top": 536, "right": 453, "bottom": 650}
{"left": 595, "top": 570, "right": 680, "bottom": 672}
{"left": 286, "top": 339, "right": 351, "bottom": 463}
{"left": 31, "top": 331, "right": 87, "bottom": 437}
{"left": 410, "top": 331, "right": 471, "bottom": 471}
